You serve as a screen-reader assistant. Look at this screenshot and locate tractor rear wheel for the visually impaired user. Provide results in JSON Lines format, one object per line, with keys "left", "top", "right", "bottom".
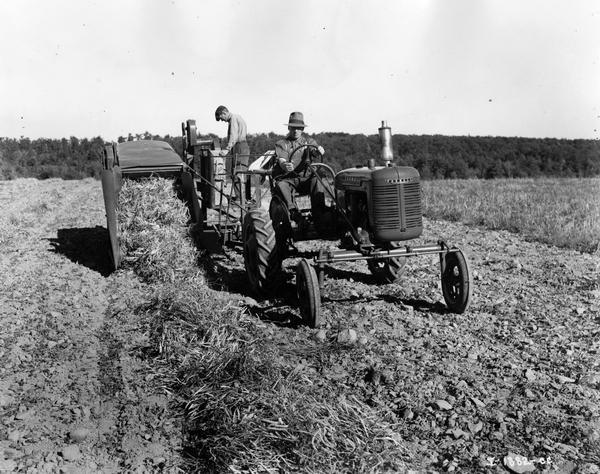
{"left": 440, "top": 248, "right": 473, "bottom": 313}
{"left": 367, "top": 243, "right": 406, "bottom": 283}
{"left": 269, "top": 194, "right": 292, "bottom": 243}
{"left": 243, "top": 209, "right": 283, "bottom": 296}
{"left": 296, "top": 259, "right": 321, "bottom": 328}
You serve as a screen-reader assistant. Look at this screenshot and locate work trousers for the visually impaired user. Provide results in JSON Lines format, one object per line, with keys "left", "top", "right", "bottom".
{"left": 275, "top": 172, "right": 327, "bottom": 213}
{"left": 226, "top": 141, "right": 250, "bottom": 173}
{"left": 228, "top": 141, "right": 250, "bottom": 200}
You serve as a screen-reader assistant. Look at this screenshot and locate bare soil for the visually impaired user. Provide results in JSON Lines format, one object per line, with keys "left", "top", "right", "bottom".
{"left": 0, "top": 179, "right": 182, "bottom": 473}
{"left": 1, "top": 178, "right": 599, "bottom": 472}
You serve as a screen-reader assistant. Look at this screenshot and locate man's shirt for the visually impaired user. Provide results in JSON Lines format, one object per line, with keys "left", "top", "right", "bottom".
{"left": 274, "top": 134, "right": 318, "bottom": 175}
{"left": 226, "top": 113, "right": 247, "bottom": 151}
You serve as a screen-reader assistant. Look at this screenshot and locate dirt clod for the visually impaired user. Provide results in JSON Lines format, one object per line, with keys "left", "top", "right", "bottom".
{"left": 60, "top": 445, "right": 81, "bottom": 461}
{"left": 336, "top": 328, "right": 357, "bottom": 344}
{"left": 314, "top": 329, "right": 327, "bottom": 342}
{"left": 434, "top": 400, "right": 453, "bottom": 411}
{"left": 69, "top": 428, "right": 90, "bottom": 443}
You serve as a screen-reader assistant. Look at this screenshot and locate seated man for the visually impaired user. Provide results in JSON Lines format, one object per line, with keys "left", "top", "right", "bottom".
{"left": 272, "top": 111, "right": 329, "bottom": 228}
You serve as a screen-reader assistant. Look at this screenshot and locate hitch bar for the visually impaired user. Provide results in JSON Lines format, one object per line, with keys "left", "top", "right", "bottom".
{"left": 314, "top": 241, "right": 459, "bottom": 264}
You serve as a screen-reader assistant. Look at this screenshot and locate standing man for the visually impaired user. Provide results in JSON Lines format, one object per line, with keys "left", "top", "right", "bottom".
{"left": 215, "top": 105, "right": 250, "bottom": 199}
{"left": 272, "top": 111, "right": 329, "bottom": 228}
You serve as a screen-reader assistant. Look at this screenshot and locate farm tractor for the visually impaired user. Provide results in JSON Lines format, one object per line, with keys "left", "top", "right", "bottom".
{"left": 101, "top": 120, "right": 473, "bottom": 327}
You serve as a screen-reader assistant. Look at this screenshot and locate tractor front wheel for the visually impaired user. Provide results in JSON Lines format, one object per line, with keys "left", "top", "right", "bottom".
{"left": 296, "top": 259, "right": 321, "bottom": 328}
{"left": 440, "top": 248, "right": 473, "bottom": 313}
{"left": 243, "top": 209, "right": 283, "bottom": 296}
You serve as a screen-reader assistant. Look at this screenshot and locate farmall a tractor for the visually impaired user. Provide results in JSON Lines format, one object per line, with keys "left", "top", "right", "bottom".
{"left": 242, "top": 122, "right": 473, "bottom": 327}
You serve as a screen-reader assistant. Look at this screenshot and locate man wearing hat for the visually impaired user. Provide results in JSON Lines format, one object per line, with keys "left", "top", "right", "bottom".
{"left": 215, "top": 105, "right": 250, "bottom": 199}
{"left": 272, "top": 111, "right": 329, "bottom": 228}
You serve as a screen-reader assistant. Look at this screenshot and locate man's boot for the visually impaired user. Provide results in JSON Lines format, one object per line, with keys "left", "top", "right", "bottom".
{"left": 289, "top": 208, "right": 308, "bottom": 233}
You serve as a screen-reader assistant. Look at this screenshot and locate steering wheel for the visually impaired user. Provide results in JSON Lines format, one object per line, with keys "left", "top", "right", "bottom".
{"left": 281, "top": 143, "right": 322, "bottom": 177}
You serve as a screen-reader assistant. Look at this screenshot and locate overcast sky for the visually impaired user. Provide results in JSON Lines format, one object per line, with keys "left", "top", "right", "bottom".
{"left": 1, "top": 0, "right": 599, "bottom": 140}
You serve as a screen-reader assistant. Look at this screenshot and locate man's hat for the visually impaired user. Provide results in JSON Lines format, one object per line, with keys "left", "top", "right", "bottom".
{"left": 285, "top": 111, "right": 307, "bottom": 128}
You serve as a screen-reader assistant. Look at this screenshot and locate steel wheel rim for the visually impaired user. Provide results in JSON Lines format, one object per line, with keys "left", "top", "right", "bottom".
{"left": 441, "top": 249, "right": 472, "bottom": 313}
{"left": 444, "top": 261, "right": 463, "bottom": 303}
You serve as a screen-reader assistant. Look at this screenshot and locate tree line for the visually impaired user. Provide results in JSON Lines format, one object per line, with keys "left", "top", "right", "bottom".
{"left": 1, "top": 131, "right": 598, "bottom": 180}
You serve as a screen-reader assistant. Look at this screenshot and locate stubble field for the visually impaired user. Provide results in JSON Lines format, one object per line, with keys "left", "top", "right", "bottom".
{"left": 421, "top": 178, "right": 600, "bottom": 254}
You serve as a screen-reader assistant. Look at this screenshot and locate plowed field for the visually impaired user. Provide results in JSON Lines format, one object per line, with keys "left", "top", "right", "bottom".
{"left": 1, "top": 178, "right": 598, "bottom": 473}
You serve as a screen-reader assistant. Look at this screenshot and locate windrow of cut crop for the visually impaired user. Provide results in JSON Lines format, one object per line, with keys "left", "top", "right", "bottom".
{"left": 117, "top": 178, "right": 410, "bottom": 473}
{"left": 143, "top": 284, "right": 409, "bottom": 473}
{"left": 117, "top": 178, "right": 202, "bottom": 283}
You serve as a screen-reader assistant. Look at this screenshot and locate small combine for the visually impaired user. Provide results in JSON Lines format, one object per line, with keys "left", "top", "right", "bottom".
{"left": 101, "top": 120, "right": 473, "bottom": 326}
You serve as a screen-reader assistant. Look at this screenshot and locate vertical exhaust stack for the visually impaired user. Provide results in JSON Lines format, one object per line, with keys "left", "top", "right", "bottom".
{"left": 378, "top": 120, "right": 393, "bottom": 167}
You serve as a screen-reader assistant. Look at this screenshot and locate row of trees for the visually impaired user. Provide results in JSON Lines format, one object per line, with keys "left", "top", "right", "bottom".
{"left": 0, "top": 136, "right": 106, "bottom": 180}
{"left": 307, "top": 133, "right": 600, "bottom": 178}
{"left": 1, "top": 131, "right": 598, "bottom": 180}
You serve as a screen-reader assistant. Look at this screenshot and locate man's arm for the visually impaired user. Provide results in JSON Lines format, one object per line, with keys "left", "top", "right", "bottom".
{"left": 275, "top": 140, "right": 290, "bottom": 163}
{"left": 219, "top": 116, "right": 240, "bottom": 157}
{"left": 306, "top": 137, "right": 325, "bottom": 157}
{"left": 226, "top": 117, "right": 240, "bottom": 151}
{"left": 275, "top": 140, "right": 294, "bottom": 172}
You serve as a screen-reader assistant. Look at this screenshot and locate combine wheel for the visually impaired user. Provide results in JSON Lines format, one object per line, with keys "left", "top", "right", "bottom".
{"left": 243, "top": 208, "right": 283, "bottom": 296}
{"left": 367, "top": 243, "right": 406, "bottom": 283}
{"left": 296, "top": 259, "right": 321, "bottom": 328}
{"left": 440, "top": 248, "right": 473, "bottom": 314}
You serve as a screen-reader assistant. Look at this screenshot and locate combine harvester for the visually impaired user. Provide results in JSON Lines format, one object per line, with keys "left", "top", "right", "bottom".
{"left": 101, "top": 120, "right": 473, "bottom": 326}
{"left": 100, "top": 121, "right": 263, "bottom": 270}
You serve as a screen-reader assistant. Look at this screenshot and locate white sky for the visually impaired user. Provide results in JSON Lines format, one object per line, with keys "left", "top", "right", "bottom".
{"left": 1, "top": 0, "right": 599, "bottom": 140}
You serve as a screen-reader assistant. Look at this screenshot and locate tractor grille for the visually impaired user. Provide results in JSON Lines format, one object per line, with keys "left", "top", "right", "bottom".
{"left": 372, "top": 182, "right": 422, "bottom": 232}
{"left": 403, "top": 182, "right": 422, "bottom": 228}
{"left": 372, "top": 186, "right": 401, "bottom": 229}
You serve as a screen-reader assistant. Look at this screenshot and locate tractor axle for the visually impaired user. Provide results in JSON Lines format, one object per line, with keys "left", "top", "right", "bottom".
{"left": 314, "top": 241, "right": 459, "bottom": 264}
